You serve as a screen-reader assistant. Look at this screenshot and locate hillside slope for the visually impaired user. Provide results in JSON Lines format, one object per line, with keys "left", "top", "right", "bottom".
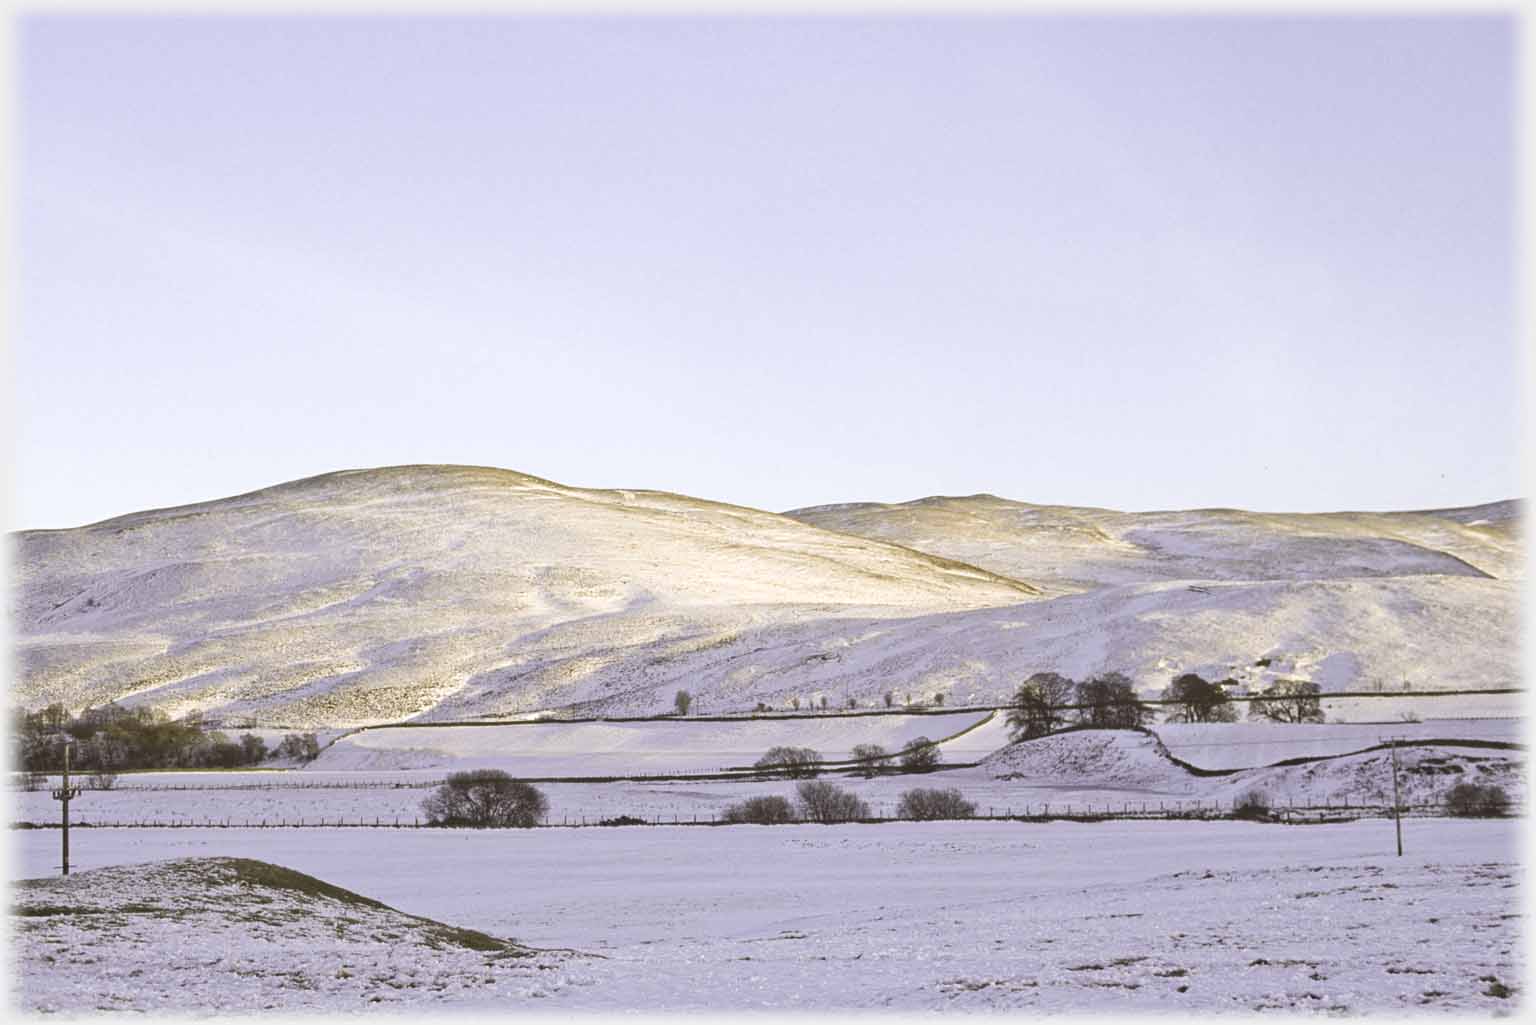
{"left": 11, "top": 467, "right": 1520, "bottom": 727}
{"left": 13, "top": 466, "right": 1039, "bottom": 725}
{"left": 786, "top": 495, "right": 1521, "bottom": 592}
{"left": 12, "top": 857, "right": 577, "bottom": 1012}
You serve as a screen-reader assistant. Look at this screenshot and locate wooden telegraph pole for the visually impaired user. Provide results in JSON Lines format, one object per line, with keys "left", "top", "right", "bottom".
{"left": 1389, "top": 736, "right": 1403, "bottom": 857}
{"left": 51, "top": 739, "right": 83, "bottom": 876}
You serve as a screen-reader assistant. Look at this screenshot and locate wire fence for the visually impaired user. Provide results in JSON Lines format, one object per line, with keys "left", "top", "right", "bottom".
{"left": 11, "top": 762, "right": 988, "bottom": 792}
{"left": 13, "top": 799, "right": 1520, "bottom": 831}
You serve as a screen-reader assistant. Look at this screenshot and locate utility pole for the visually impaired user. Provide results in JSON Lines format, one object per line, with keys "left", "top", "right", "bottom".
{"left": 51, "top": 737, "right": 83, "bottom": 876}
{"left": 1389, "top": 736, "right": 1403, "bottom": 857}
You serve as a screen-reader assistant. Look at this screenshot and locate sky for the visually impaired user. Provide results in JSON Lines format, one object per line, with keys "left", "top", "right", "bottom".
{"left": 12, "top": 14, "right": 1521, "bottom": 530}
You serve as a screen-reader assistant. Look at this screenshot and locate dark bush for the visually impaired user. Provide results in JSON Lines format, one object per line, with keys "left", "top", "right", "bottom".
{"left": 796, "top": 781, "right": 870, "bottom": 823}
{"left": 897, "top": 787, "right": 976, "bottom": 820}
{"left": 899, "top": 737, "right": 940, "bottom": 771}
{"left": 849, "top": 743, "right": 890, "bottom": 778}
{"left": 755, "top": 746, "right": 821, "bottom": 779}
{"left": 422, "top": 770, "right": 548, "bottom": 827}
{"left": 1233, "top": 790, "right": 1271, "bottom": 821}
{"left": 597, "top": 815, "right": 647, "bottom": 827}
{"left": 1445, "top": 783, "right": 1510, "bottom": 818}
{"left": 274, "top": 733, "right": 321, "bottom": 763}
{"left": 722, "top": 795, "right": 797, "bottom": 825}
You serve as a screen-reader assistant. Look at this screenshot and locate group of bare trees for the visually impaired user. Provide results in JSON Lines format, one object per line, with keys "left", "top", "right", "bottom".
{"left": 422, "top": 770, "right": 548, "bottom": 827}
{"left": 754, "top": 738, "right": 942, "bottom": 779}
{"left": 722, "top": 782, "right": 976, "bottom": 824}
{"left": 1005, "top": 671, "right": 1327, "bottom": 742}
{"left": 11, "top": 703, "right": 322, "bottom": 773}
{"left": 1004, "top": 672, "right": 1153, "bottom": 741}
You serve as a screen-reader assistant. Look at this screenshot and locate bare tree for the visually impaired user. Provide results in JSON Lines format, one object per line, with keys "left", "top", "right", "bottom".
{"left": 1005, "top": 672, "right": 1075, "bottom": 742}
{"left": 755, "top": 746, "right": 821, "bottom": 779}
{"left": 275, "top": 733, "right": 321, "bottom": 763}
{"left": 897, "top": 787, "right": 976, "bottom": 820}
{"left": 723, "top": 795, "right": 797, "bottom": 824}
{"left": 899, "top": 737, "right": 940, "bottom": 772}
{"left": 1247, "top": 680, "right": 1324, "bottom": 724}
{"left": 796, "top": 781, "right": 870, "bottom": 823}
{"left": 422, "top": 770, "right": 548, "bottom": 827}
{"left": 850, "top": 743, "right": 890, "bottom": 778}
{"left": 1074, "top": 673, "right": 1153, "bottom": 728}
{"left": 1161, "top": 673, "right": 1237, "bottom": 723}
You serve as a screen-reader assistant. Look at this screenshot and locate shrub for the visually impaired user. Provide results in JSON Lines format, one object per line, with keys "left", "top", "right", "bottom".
{"left": 238, "top": 733, "right": 267, "bottom": 764}
{"left": 597, "top": 815, "right": 647, "bottom": 827}
{"left": 1233, "top": 790, "right": 1271, "bottom": 821}
{"left": 1445, "top": 783, "right": 1510, "bottom": 818}
{"left": 755, "top": 746, "right": 821, "bottom": 779}
{"left": 899, "top": 737, "right": 940, "bottom": 771}
{"left": 884, "top": 692, "right": 894, "bottom": 708}
{"left": 673, "top": 690, "right": 693, "bottom": 716}
{"left": 422, "top": 771, "right": 548, "bottom": 828}
{"left": 796, "top": 781, "right": 870, "bottom": 823}
{"left": 897, "top": 787, "right": 976, "bottom": 820}
{"left": 850, "top": 743, "right": 890, "bottom": 778}
{"left": 722, "top": 795, "right": 797, "bottom": 825}
{"left": 89, "top": 769, "right": 119, "bottom": 791}
{"left": 274, "top": 733, "right": 321, "bottom": 763}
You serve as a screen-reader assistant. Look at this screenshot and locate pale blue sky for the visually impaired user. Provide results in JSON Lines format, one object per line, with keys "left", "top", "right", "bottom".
{"left": 14, "top": 15, "right": 1519, "bottom": 529}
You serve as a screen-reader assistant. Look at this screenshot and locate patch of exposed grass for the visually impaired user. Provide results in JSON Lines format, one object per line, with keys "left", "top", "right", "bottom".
{"left": 212, "top": 859, "right": 390, "bottom": 910}
{"left": 422, "top": 924, "right": 524, "bottom": 953}
{"left": 13, "top": 903, "right": 161, "bottom": 918}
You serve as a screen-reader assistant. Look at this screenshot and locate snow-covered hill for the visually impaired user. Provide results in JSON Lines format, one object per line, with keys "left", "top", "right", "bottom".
{"left": 786, "top": 494, "right": 1521, "bottom": 591}
{"left": 13, "top": 466, "right": 1037, "bottom": 725}
{"left": 12, "top": 857, "right": 577, "bottom": 1012}
{"left": 10, "top": 466, "right": 1521, "bottom": 727}
{"left": 981, "top": 728, "right": 1525, "bottom": 809}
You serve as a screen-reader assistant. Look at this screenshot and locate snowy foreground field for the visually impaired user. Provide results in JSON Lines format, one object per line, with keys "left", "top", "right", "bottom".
{"left": 10, "top": 818, "right": 1522, "bottom": 1014}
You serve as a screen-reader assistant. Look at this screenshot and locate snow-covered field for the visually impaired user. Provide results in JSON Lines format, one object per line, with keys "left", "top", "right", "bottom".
{"left": 10, "top": 819, "right": 1521, "bottom": 1013}
{"left": 1150, "top": 718, "right": 1522, "bottom": 770}
{"left": 317, "top": 709, "right": 1000, "bottom": 773}
{"left": 11, "top": 728, "right": 1522, "bottom": 828}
